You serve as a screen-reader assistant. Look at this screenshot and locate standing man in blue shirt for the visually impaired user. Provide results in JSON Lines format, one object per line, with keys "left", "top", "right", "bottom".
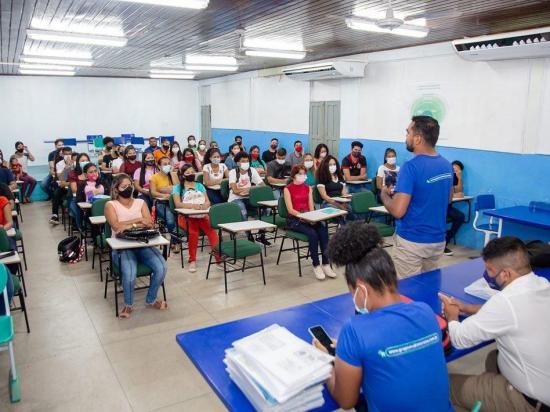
{"left": 381, "top": 116, "right": 453, "bottom": 278}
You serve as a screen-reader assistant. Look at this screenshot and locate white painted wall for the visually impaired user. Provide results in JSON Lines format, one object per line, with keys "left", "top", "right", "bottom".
{"left": 202, "top": 42, "right": 550, "bottom": 155}
{"left": 0, "top": 76, "right": 199, "bottom": 164}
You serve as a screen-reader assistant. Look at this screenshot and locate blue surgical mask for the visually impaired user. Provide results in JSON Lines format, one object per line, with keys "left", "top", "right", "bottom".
{"left": 353, "top": 286, "right": 369, "bottom": 315}
{"left": 80, "top": 161, "right": 90, "bottom": 169}
{"left": 483, "top": 270, "right": 502, "bottom": 291}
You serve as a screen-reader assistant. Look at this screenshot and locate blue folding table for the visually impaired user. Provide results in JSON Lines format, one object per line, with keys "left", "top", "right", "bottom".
{"left": 176, "top": 259, "right": 550, "bottom": 412}
{"left": 485, "top": 205, "right": 550, "bottom": 242}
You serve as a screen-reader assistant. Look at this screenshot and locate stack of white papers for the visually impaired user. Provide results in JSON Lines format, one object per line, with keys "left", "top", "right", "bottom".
{"left": 224, "top": 324, "right": 334, "bottom": 412}
{"left": 464, "top": 276, "right": 499, "bottom": 300}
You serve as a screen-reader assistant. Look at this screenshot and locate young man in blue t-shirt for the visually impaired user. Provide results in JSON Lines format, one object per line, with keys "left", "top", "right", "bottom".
{"left": 381, "top": 116, "right": 453, "bottom": 278}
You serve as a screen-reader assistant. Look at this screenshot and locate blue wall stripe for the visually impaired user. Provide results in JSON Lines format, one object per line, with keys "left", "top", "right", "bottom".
{"left": 214, "top": 127, "right": 550, "bottom": 251}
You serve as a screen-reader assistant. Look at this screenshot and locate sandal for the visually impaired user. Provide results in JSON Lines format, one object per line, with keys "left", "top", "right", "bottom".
{"left": 119, "top": 306, "right": 133, "bottom": 319}
{"left": 146, "top": 300, "right": 168, "bottom": 310}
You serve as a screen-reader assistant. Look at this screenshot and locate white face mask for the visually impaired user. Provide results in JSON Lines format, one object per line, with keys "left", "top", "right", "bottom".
{"left": 353, "top": 286, "right": 369, "bottom": 315}
{"left": 172, "top": 147, "right": 180, "bottom": 154}
{"left": 304, "top": 160, "right": 314, "bottom": 169}
{"left": 211, "top": 158, "right": 221, "bottom": 165}
{"left": 387, "top": 157, "right": 397, "bottom": 165}
{"left": 329, "top": 165, "right": 337, "bottom": 174}
{"left": 161, "top": 165, "right": 172, "bottom": 174}
{"left": 295, "top": 174, "right": 307, "bottom": 184}
{"left": 320, "top": 151, "right": 327, "bottom": 158}
{"left": 276, "top": 158, "right": 285, "bottom": 165}
{"left": 199, "top": 144, "right": 206, "bottom": 151}
{"left": 188, "top": 140, "right": 196, "bottom": 146}
{"left": 240, "top": 162, "right": 250, "bottom": 171}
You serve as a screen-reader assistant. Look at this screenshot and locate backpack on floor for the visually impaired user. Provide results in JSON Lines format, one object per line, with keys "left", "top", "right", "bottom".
{"left": 57, "top": 236, "right": 83, "bottom": 264}
{"left": 525, "top": 240, "right": 550, "bottom": 268}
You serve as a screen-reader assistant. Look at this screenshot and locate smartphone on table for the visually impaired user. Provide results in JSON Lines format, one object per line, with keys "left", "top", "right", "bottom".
{"left": 308, "top": 325, "right": 335, "bottom": 356}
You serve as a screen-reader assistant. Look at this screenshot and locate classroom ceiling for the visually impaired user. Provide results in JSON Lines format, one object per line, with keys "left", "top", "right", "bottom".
{"left": 1, "top": 0, "right": 550, "bottom": 80}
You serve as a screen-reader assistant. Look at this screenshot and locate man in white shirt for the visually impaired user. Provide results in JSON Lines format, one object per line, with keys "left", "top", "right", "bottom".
{"left": 440, "top": 236, "right": 550, "bottom": 412}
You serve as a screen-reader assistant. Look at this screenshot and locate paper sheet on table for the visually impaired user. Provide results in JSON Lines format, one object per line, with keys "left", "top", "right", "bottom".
{"left": 464, "top": 277, "right": 499, "bottom": 300}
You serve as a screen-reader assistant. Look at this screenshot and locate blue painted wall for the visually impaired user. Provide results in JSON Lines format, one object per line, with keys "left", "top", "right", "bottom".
{"left": 212, "top": 127, "right": 550, "bottom": 251}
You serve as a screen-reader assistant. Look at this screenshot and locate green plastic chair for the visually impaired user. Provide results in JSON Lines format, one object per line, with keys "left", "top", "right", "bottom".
{"left": 471, "top": 401, "right": 482, "bottom": 412}
{"left": 249, "top": 186, "right": 286, "bottom": 234}
{"left": 312, "top": 185, "right": 323, "bottom": 206}
{"left": 196, "top": 173, "right": 204, "bottom": 184}
{"left": 351, "top": 192, "right": 395, "bottom": 238}
{"left": 0, "top": 230, "right": 26, "bottom": 298}
{"left": 220, "top": 179, "right": 230, "bottom": 201}
{"left": 206, "top": 203, "right": 265, "bottom": 293}
{"left": 0, "top": 263, "right": 20, "bottom": 403}
{"left": 275, "top": 197, "right": 313, "bottom": 277}
{"left": 91, "top": 198, "right": 110, "bottom": 278}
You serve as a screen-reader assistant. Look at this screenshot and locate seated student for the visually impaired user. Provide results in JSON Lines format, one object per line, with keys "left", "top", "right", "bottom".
{"left": 224, "top": 143, "right": 241, "bottom": 171}
{"left": 80, "top": 163, "right": 104, "bottom": 202}
{"left": 209, "top": 141, "right": 219, "bottom": 150}
{"left": 0, "top": 151, "right": 16, "bottom": 191}
{"left": 444, "top": 160, "right": 466, "bottom": 256}
{"left": 262, "top": 138, "right": 279, "bottom": 164}
{"left": 119, "top": 145, "right": 141, "bottom": 178}
{"left": 133, "top": 152, "right": 157, "bottom": 209}
{"left": 181, "top": 148, "right": 202, "bottom": 172}
{"left": 341, "top": 141, "right": 368, "bottom": 193}
{"left": 100, "top": 144, "right": 122, "bottom": 173}
{"left": 144, "top": 136, "right": 158, "bottom": 154}
{"left": 43, "top": 139, "right": 64, "bottom": 199}
{"left": 202, "top": 148, "right": 228, "bottom": 204}
{"left": 173, "top": 164, "right": 220, "bottom": 273}
{"left": 69, "top": 154, "right": 91, "bottom": 231}
{"left": 149, "top": 157, "right": 177, "bottom": 248}
{"left": 98, "top": 136, "right": 114, "bottom": 164}
{"left": 303, "top": 153, "right": 316, "bottom": 185}
{"left": 105, "top": 174, "right": 168, "bottom": 319}
{"left": 49, "top": 147, "right": 73, "bottom": 225}
{"left": 153, "top": 136, "right": 171, "bottom": 162}
{"left": 249, "top": 145, "right": 267, "bottom": 177}
{"left": 284, "top": 165, "right": 336, "bottom": 280}
{"left": 196, "top": 139, "right": 208, "bottom": 164}
{"left": 10, "top": 152, "right": 36, "bottom": 204}
{"left": 314, "top": 222, "right": 454, "bottom": 411}
{"left": 266, "top": 148, "right": 291, "bottom": 200}
{"left": 187, "top": 135, "right": 197, "bottom": 150}
{"left": 170, "top": 141, "right": 183, "bottom": 170}
{"left": 376, "top": 147, "right": 400, "bottom": 191}
{"left": 316, "top": 155, "right": 350, "bottom": 211}
{"left": 286, "top": 140, "right": 304, "bottom": 168}
{"left": 0, "top": 189, "right": 15, "bottom": 316}
{"left": 12, "top": 141, "right": 37, "bottom": 203}
{"left": 440, "top": 237, "right": 550, "bottom": 412}
{"left": 314, "top": 143, "right": 329, "bottom": 172}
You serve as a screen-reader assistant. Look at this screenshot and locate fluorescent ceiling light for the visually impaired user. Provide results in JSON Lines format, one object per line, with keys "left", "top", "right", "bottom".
{"left": 185, "top": 55, "right": 236, "bottom": 65}
{"left": 21, "top": 56, "right": 93, "bottom": 67}
{"left": 345, "top": 17, "right": 429, "bottom": 38}
{"left": 149, "top": 74, "right": 195, "bottom": 79}
{"left": 184, "top": 64, "right": 238, "bottom": 72}
{"left": 150, "top": 69, "right": 194, "bottom": 75}
{"left": 115, "top": 0, "right": 209, "bottom": 9}
{"left": 19, "top": 63, "right": 75, "bottom": 71}
{"left": 19, "top": 69, "right": 75, "bottom": 76}
{"left": 245, "top": 49, "right": 306, "bottom": 59}
{"left": 243, "top": 38, "right": 304, "bottom": 51}
{"left": 23, "top": 47, "right": 92, "bottom": 60}
{"left": 27, "top": 29, "right": 128, "bottom": 47}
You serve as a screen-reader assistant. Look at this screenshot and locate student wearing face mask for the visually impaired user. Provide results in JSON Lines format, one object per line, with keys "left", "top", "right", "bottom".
{"left": 376, "top": 148, "right": 400, "bottom": 195}
{"left": 196, "top": 139, "right": 208, "bottom": 164}
{"left": 144, "top": 137, "right": 158, "bottom": 154}
{"left": 150, "top": 157, "right": 177, "bottom": 247}
{"left": 101, "top": 144, "right": 120, "bottom": 172}
{"left": 98, "top": 137, "right": 114, "bottom": 164}
{"left": 441, "top": 237, "right": 550, "bottom": 412}
{"left": 182, "top": 148, "right": 202, "bottom": 172}
{"left": 154, "top": 137, "right": 172, "bottom": 162}
{"left": 170, "top": 142, "right": 183, "bottom": 170}
{"left": 12, "top": 141, "right": 36, "bottom": 203}
{"left": 316, "top": 155, "right": 350, "bottom": 212}
{"left": 119, "top": 146, "right": 141, "bottom": 178}
{"left": 0, "top": 150, "right": 16, "bottom": 191}
{"left": 313, "top": 222, "right": 454, "bottom": 412}
{"left": 342, "top": 141, "right": 368, "bottom": 194}
{"left": 284, "top": 165, "right": 336, "bottom": 280}
{"left": 302, "top": 153, "right": 316, "bottom": 186}
{"left": 133, "top": 152, "right": 158, "bottom": 209}
{"left": 266, "top": 148, "right": 292, "bottom": 200}
{"left": 187, "top": 135, "right": 197, "bottom": 150}
{"left": 173, "top": 164, "right": 221, "bottom": 273}
{"left": 287, "top": 140, "right": 304, "bottom": 168}
{"left": 234, "top": 135, "right": 246, "bottom": 152}
{"left": 105, "top": 174, "right": 168, "bottom": 319}
{"left": 249, "top": 145, "right": 266, "bottom": 177}
{"left": 228, "top": 152, "right": 265, "bottom": 222}
{"left": 81, "top": 164, "right": 104, "bottom": 203}
{"left": 49, "top": 147, "right": 74, "bottom": 225}
{"left": 262, "top": 138, "right": 279, "bottom": 163}
{"left": 43, "top": 139, "right": 64, "bottom": 199}
{"left": 224, "top": 143, "right": 241, "bottom": 171}
{"left": 202, "top": 148, "right": 228, "bottom": 204}
{"left": 314, "top": 144, "right": 329, "bottom": 172}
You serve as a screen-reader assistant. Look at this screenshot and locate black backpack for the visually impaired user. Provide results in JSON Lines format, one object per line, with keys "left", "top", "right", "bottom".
{"left": 57, "top": 236, "right": 82, "bottom": 263}
{"left": 525, "top": 240, "right": 550, "bottom": 268}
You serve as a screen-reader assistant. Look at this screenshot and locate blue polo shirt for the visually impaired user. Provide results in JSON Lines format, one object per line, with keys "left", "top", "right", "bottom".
{"left": 0, "top": 168, "right": 15, "bottom": 186}
{"left": 394, "top": 154, "right": 453, "bottom": 243}
{"left": 337, "top": 301, "right": 454, "bottom": 412}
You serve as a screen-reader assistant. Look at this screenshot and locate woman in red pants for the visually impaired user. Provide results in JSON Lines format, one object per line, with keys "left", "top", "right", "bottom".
{"left": 172, "top": 164, "right": 220, "bottom": 273}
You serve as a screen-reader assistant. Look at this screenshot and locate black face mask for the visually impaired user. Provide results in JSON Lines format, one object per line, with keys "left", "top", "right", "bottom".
{"left": 182, "top": 174, "right": 195, "bottom": 182}
{"left": 162, "top": 144, "right": 170, "bottom": 150}
{"left": 126, "top": 155, "right": 136, "bottom": 161}
{"left": 118, "top": 187, "right": 133, "bottom": 199}
{"left": 16, "top": 148, "right": 24, "bottom": 153}
{"left": 145, "top": 160, "right": 155, "bottom": 166}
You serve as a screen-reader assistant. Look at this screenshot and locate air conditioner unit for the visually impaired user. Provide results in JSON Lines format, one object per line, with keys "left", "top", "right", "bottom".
{"left": 282, "top": 60, "right": 366, "bottom": 81}
{"left": 452, "top": 26, "right": 550, "bottom": 61}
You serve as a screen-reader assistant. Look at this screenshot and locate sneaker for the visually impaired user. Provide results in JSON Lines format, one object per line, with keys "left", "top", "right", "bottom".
{"left": 443, "top": 247, "right": 454, "bottom": 256}
{"left": 313, "top": 265, "right": 326, "bottom": 280}
{"left": 322, "top": 264, "right": 337, "bottom": 278}
{"left": 188, "top": 261, "right": 197, "bottom": 273}
{"left": 257, "top": 235, "right": 271, "bottom": 246}
{"left": 49, "top": 215, "right": 60, "bottom": 225}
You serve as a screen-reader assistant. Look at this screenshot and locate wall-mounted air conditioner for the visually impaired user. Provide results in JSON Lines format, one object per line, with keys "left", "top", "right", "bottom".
{"left": 452, "top": 26, "right": 550, "bottom": 61}
{"left": 282, "top": 60, "right": 366, "bottom": 81}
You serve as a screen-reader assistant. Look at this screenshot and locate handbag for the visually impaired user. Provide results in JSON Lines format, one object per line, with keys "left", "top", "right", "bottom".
{"left": 116, "top": 227, "right": 160, "bottom": 244}
{"left": 525, "top": 240, "right": 550, "bottom": 268}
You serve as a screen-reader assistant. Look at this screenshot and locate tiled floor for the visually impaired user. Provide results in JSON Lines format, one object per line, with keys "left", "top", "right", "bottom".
{"left": 0, "top": 202, "right": 493, "bottom": 411}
